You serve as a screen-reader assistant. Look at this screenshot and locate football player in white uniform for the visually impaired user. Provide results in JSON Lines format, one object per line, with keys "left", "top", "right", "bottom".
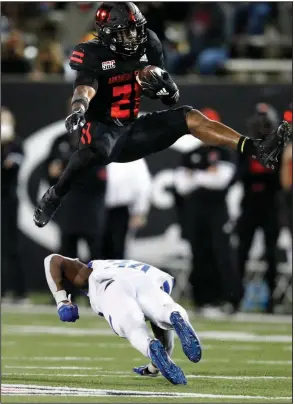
{"left": 44, "top": 254, "right": 202, "bottom": 385}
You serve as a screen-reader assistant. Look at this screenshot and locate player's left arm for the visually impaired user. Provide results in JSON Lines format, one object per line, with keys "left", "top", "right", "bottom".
{"left": 65, "top": 73, "right": 98, "bottom": 134}
{"left": 146, "top": 30, "right": 179, "bottom": 106}
{"left": 44, "top": 254, "right": 80, "bottom": 322}
{"left": 65, "top": 43, "right": 99, "bottom": 134}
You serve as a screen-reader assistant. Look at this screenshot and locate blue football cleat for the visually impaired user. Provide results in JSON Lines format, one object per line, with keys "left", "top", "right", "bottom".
{"left": 133, "top": 364, "right": 159, "bottom": 377}
{"left": 170, "top": 311, "right": 202, "bottom": 363}
{"left": 148, "top": 339, "right": 187, "bottom": 385}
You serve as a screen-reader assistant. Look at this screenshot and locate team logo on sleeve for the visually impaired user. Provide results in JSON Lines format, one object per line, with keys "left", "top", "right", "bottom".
{"left": 102, "top": 60, "right": 116, "bottom": 70}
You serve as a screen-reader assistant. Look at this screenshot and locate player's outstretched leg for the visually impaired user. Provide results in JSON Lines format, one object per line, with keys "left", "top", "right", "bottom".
{"left": 185, "top": 109, "right": 291, "bottom": 170}
{"left": 148, "top": 339, "right": 187, "bottom": 385}
{"left": 33, "top": 148, "right": 96, "bottom": 227}
{"left": 137, "top": 284, "right": 202, "bottom": 364}
{"left": 33, "top": 186, "right": 62, "bottom": 228}
{"left": 170, "top": 311, "right": 202, "bottom": 363}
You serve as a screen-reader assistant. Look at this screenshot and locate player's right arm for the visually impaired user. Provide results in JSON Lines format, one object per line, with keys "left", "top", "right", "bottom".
{"left": 44, "top": 254, "right": 80, "bottom": 322}
{"left": 65, "top": 44, "right": 99, "bottom": 134}
{"left": 145, "top": 30, "right": 179, "bottom": 106}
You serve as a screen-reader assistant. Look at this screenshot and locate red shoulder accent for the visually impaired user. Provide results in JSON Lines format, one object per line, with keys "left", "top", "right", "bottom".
{"left": 70, "top": 57, "right": 83, "bottom": 64}
{"left": 72, "top": 51, "right": 84, "bottom": 58}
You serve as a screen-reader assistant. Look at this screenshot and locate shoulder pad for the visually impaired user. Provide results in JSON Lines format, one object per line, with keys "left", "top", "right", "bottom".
{"left": 69, "top": 41, "right": 101, "bottom": 73}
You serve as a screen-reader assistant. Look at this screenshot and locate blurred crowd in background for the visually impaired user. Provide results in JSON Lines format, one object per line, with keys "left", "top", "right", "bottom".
{"left": 1, "top": 2, "right": 292, "bottom": 80}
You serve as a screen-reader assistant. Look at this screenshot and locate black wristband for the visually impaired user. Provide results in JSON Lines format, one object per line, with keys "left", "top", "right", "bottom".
{"left": 237, "top": 136, "right": 256, "bottom": 156}
{"left": 71, "top": 97, "right": 89, "bottom": 112}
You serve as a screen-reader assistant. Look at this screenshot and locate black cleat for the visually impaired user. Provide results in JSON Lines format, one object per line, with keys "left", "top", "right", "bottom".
{"left": 254, "top": 121, "right": 291, "bottom": 169}
{"left": 33, "top": 187, "right": 62, "bottom": 228}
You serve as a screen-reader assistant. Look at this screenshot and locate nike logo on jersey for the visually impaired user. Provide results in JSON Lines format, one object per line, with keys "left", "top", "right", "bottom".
{"left": 102, "top": 60, "right": 116, "bottom": 70}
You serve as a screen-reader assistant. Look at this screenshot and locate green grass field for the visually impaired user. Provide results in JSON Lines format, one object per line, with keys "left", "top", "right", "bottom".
{"left": 1, "top": 304, "right": 292, "bottom": 403}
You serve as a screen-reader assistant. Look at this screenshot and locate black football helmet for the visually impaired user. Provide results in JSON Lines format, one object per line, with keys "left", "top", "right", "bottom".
{"left": 95, "top": 2, "right": 147, "bottom": 57}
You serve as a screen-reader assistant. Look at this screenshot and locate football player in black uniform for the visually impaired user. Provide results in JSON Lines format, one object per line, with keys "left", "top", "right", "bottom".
{"left": 34, "top": 2, "right": 290, "bottom": 228}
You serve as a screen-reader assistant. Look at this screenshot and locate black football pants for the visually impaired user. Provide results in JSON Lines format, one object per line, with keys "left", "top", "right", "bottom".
{"left": 54, "top": 106, "right": 191, "bottom": 198}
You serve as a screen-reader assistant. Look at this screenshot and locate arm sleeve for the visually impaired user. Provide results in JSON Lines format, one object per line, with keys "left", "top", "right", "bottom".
{"left": 131, "top": 160, "right": 153, "bottom": 215}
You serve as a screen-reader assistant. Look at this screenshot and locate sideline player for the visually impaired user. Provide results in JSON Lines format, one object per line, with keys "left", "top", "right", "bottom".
{"left": 44, "top": 254, "right": 202, "bottom": 385}
{"left": 34, "top": 2, "right": 290, "bottom": 227}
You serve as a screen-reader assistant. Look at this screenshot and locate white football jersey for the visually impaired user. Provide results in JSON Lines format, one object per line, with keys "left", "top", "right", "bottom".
{"left": 87, "top": 259, "right": 175, "bottom": 316}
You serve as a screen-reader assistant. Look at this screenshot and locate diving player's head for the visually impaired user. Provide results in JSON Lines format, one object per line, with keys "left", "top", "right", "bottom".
{"left": 94, "top": 2, "right": 147, "bottom": 57}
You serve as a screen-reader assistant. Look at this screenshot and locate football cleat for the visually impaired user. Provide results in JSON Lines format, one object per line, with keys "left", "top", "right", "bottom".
{"left": 170, "top": 311, "right": 202, "bottom": 363}
{"left": 254, "top": 120, "right": 291, "bottom": 169}
{"left": 148, "top": 339, "right": 187, "bottom": 385}
{"left": 133, "top": 364, "right": 159, "bottom": 377}
{"left": 33, "top": 186, "right": 62, "bottom": 228}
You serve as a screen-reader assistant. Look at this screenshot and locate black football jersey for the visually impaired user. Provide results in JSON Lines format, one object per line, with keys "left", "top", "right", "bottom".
{"left": 69, "top": 29, "right": 164, "bottom": 125}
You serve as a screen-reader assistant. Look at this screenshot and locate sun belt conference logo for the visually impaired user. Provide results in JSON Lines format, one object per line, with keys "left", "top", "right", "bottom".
{"left": 102, "top": 60, "right": 116, "bottom": 70}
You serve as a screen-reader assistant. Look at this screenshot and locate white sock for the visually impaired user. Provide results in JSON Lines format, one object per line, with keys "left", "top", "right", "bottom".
{"left": 126, "top": 324, "right": 152, "bottom": 357}
{"left": 148, "top": 362, "right": 159, "bottom": 373}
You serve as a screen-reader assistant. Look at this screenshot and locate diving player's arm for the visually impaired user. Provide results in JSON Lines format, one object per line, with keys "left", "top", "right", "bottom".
{"left": 44, "top": 254, "right": 71, "bottom": 304}
{"left": 44, "top": 254, "right": 80, "bottom": 322}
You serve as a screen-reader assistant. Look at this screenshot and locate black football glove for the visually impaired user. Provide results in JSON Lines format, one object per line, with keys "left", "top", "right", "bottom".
{"left": 253, "top": 121, "right": 291, "bottom": 169}
{"left": 65, "top": 108, "right": 86, "bottom": 135}
{"left": 141, "top": 68, "right": 179, "bottom": 106}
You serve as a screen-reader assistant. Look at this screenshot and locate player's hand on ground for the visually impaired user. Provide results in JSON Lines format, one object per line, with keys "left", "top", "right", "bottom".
{"left": 57, "top": 298, "right": 79, "bottom": 322}
{"left": 133, "top": 364, "right": 159, "bottom": 377}
{"left": 254, "top": 121, "right": 291, "bottom": 169}
{"left": 65, "top": 108, "right": 86, "bottom": 134}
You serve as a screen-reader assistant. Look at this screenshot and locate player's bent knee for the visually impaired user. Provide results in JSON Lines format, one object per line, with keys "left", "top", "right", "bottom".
{"left": 185, "top": 108, "right": 211, "bottom": 134}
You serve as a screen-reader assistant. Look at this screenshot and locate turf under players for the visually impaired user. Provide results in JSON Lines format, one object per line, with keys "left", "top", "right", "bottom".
{"left": 44, "top": 254, "right": 202, "bottom": 385}
{"left": 34, "top": 2, "right": 290, "bottom": 228}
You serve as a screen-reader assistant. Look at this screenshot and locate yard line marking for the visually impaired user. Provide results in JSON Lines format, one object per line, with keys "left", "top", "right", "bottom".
{"left": 3, "top": 325, "right": 292, "bottom": 342}
{"left": 3, "top": 372, "right": 291, "bottom": 380}
{"left": 1, "top": 341, "right": 16, "bottom": 346}
{"left": 228, "top": 345, "right": 261, "bottom": 351}
{"left": 3, "top": 325, "right": 114, "bottom": 336}
{"left": 3, "top": 303, "right": 291, "bottom": 324}
{"left": 45, "top": 342, "right": 129, "bottom": 348}
{"left": 1, "top": 383, "right": 291, "bottom": 400}
{"left": 5, "top": 358, "right": 292, "bottom": 366}
{"left": 3, "top": 357, "right": 114, "bottom": 362}
{"left": 5, "top": 366, "right": 111, "bottom": 370}
{"left": 247, "top": 360, "right": 292, "bottom": 365}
